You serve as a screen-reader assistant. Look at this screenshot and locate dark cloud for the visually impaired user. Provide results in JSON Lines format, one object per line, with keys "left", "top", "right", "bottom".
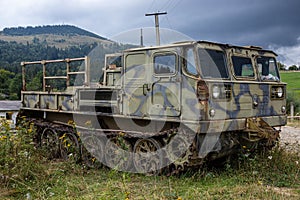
{"left": 1, "top": 0, "right": 299, "bottom": 48}
{"left": 1, "top": 0, "right": 299, "bottom": 65}
{"left": 168, "top": 0, "right": 300, "bottom": 47}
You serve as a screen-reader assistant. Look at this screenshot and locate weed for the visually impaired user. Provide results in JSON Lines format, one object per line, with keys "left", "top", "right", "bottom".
{"left": 0, "top": 121, "right": 299, "bottom": 199}
{"left": 0, "top": 119, "right": 46, "bottom": 198}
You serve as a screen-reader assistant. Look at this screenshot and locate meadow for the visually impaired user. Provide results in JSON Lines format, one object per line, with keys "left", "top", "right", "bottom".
{"left": 280, "top": 71, "right": 300, "bottom": 98}
{"left": 0, "top": 120, "right": 299, "bottom": 200}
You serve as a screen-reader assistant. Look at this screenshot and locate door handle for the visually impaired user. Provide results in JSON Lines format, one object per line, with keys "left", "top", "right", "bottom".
{"left": 143, "top": 83, "right": 150, "bottom": 96}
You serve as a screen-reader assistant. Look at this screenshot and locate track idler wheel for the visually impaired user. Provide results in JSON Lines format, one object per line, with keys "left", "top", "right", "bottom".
{"left": 80, "top": 132, "right": 105, "bottom": 168}
{"left": 133, "top": 138, "right": 163, "bottom": 174}
{"left": 104, "top": 136, "right": 133, "bottom": 171}
{"left": 40, "top": 128, "right": 60, "bottom": 159}
{"left": 59, "top": 132, "right": 80, "bottom": 162}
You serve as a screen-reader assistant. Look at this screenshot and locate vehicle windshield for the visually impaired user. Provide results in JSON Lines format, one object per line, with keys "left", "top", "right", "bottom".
{"left": 257, "top": 56, "right": 280, "bottom": 81}
{"left": 198, "top": 48, "right": 228, "bottom": 79}
{"left": 232, "top": 56, "right": 255, "bottom": 78}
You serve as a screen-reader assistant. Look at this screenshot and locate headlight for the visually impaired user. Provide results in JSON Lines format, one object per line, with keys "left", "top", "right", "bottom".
{"left": 281, "top": 106, "right": 286, "bottom": 113}
{"left": 212, "top": 85, "right": 220, "bottom": 99}
{"left": 271, "top": 86, "right": 285, "bottom": 99}
{"left": 277, "top": 87, "right": 283, "bottom": 98}
{"left": 209, "top": 109, "right": 216, "bottom": 117}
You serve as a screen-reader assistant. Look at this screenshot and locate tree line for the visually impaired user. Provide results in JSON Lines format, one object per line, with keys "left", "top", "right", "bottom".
{"left": 0, "top": 39, "right": 133, "bottom": 100}
{"left": 277, "top": 62, "right": 299, "bottom": 71}
{"left": 1, "top": 25, "right": 106, "bottom": 40}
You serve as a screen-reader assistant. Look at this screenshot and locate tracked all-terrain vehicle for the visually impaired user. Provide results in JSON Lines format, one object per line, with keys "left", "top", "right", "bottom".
{"left": 19, "top": 41, "right": 287, "bottom": 174}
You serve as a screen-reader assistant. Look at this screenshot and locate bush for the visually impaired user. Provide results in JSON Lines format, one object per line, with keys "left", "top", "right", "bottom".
{"left": 0, "top": 119, "right": 45, "bottom": 191}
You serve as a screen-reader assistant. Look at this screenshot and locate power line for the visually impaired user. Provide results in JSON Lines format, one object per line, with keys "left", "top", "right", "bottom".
{"left": 165, "top": 15, "right": 173, "bottom": 30}
{"left": 147, "top": 0, "right": 156, "bottom": 13}
{"left": 168, "top": 0, "right": 181, "bottom": 13}
{"left": 145, "top": 0, "right": 181, "bottom": 35}
{"left": 161, "top": 0, "right": 173, "bottom": 11}
{"left": 158, "top": 0, "right": 181, "bottom": 27}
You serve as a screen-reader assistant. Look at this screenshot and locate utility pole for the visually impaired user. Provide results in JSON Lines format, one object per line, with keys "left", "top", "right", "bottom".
{"left": 145, "top": 12, "right": 167, "bottom": 46}
{"left": 140, "top": 28, "right": 144, "bottom": 47}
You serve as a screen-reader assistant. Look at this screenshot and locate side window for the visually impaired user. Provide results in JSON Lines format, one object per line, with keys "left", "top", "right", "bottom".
{"left": 185, "top": 48, "right": 198, "bottom": 76}
{"left": 198, "top": 48, "right": 228, "bottom": 78}
{"left": 106, "top": 55, "right": 122, "bottom": 68}
{"left": 154, "top": 53, "right": 176, "bottom": 75}
{"left": 232, "top": 56, "right": 255, "bottom": 78}
{"left": 257, "top": 57, "right": 279, "bottom": 81}
{"left": 125, "top": 53, "right": 146, "bottom": 80}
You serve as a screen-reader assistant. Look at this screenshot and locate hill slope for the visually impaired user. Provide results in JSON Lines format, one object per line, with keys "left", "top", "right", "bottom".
{"left": 0, "top": 25, "right": 112, "bottom": 49}
{"left": 1, "top": 25, "right": 106, "bottom": 39}
{"left": 0, "top": 25, "right": 134, "bottom": 100}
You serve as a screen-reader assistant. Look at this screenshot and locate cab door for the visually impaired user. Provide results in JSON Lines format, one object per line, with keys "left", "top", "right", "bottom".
{"left": 148, "top": 51, "right": 181, "bottom": 117}
{"left": 123, "top": 52, "right": 149, "bottom": 116}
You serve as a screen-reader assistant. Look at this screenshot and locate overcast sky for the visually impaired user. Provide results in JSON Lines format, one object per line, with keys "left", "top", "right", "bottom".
{"left": 1, "top": 0, "right": 300, "bottom": 66}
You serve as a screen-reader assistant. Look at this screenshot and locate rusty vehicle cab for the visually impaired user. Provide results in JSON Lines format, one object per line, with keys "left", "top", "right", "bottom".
{"left": 19, "top": 41, "right": 287, "bottom": 173}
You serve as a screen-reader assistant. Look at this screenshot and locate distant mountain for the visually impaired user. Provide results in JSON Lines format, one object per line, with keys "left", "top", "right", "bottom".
{"left": 0, "top": 24, "right": 117, "bottom": 50}
{"left": 1, "top": 25, "right": 106, "bottom": 40}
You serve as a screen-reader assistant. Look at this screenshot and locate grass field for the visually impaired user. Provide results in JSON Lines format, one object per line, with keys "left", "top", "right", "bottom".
{"left": 0, "top": 122, "right": 300, "bottom": 200}
{"left": 280, "top": 71, "right": 300, "bottom": 98}
{"left": 1, "top": 152, "right": 300, "bottom": 200}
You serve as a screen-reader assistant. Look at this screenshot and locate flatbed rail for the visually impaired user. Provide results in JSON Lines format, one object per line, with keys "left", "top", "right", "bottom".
{"left": 21, "top": 56, "right": 90, "bottom": 92}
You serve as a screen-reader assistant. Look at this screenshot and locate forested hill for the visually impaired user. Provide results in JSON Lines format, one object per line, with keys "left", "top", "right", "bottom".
{"left": 1, "top": 25, "right": 106, "bottom": 40}
{"left": 0, "top": 25, "right": 134, "bottom": 100}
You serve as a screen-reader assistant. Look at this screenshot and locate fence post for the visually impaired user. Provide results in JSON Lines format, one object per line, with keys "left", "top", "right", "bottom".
{"left": 291, "top": 102, "right": 294, "bottom": 122}
{"left": 85, "top": 56, "right": 90, "bottom": 87}
{"left": 21, "top": 62, "right": 26, "bottom": 91}
{"left": 42, "top": 60, "right": 46, "bottom": 92}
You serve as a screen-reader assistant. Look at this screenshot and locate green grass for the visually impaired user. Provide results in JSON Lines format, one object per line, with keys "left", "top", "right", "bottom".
{"left": 1, "top": 152, "right": 300, "bottom": 200}
{"left": 1, "top": 120, "right": 300, "bottom": 199}
{"left": 280, "top": 71, "right": 300, "bottom": 113}
{"left": 280, "top": 71, "right": 300, "bottom": 98}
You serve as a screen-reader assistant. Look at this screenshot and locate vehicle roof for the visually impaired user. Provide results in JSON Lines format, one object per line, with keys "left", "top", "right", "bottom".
{"left": 124, "top": 41, "right": 196, "bottom": 52}
{"left": 124, "top": 40, "right": 277, "bottom": 55}
{"left": 197, "top": 40, "right": 277, "bottom": 55}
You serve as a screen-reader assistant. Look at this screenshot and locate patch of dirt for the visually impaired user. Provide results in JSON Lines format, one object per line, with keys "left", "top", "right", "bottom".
{"left": 266, "top": 186, "right": 299, "bottom": 198}
{"left": 279, "top": 126, "right": 300, "bottom": 151}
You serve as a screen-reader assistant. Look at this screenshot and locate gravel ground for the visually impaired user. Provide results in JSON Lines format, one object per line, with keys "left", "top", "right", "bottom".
{"left": 279, "top": 126, "right": 300, "bottom": 151}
